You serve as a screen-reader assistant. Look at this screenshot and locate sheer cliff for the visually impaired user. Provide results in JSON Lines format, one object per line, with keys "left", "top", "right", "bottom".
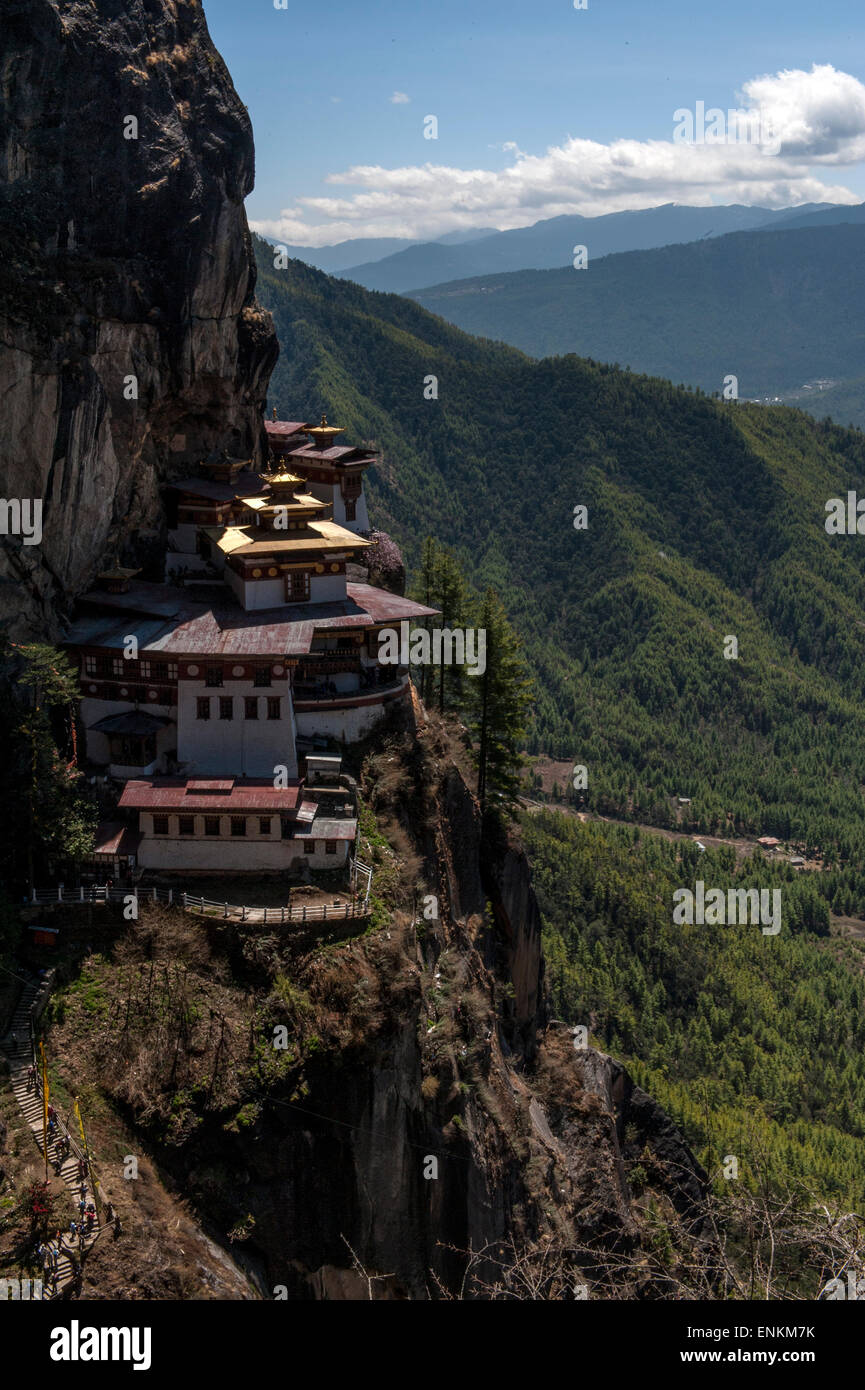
{"left": 0, "top": 0, "right": 277, "bottom": 637}
{"left": 33, "top": 708, "right": 715, "bottom": 1299}
{"left": 0, "top": 3, "right": 715, "bottom": 1299}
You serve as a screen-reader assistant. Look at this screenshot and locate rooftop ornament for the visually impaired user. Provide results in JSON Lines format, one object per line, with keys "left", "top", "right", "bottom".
{"left": 306, "top": 413, "right": 346, "bottom": 450}
{"left": 97, "top": 558, "right": 140, "bottom": 593}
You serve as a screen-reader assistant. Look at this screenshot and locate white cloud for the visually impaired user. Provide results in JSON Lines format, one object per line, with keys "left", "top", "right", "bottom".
{"left": 741, "top": 64, "right": 865, "bottom": 162}
{"left": 390, "top": 91, "right": 410, "bottom": 104}
{"left": 251, "top": 64, "right": 865, "bottom": 246}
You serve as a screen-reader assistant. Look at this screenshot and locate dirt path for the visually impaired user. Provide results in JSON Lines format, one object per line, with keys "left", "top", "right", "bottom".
{"left": 521, "top": 798, "right": 758, "bottom": 860}
{"left": 1, "top": 975, "right": 101, "bottom": 1299}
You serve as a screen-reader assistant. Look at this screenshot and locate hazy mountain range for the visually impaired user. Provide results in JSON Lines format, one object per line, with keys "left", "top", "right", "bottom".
{"left": 404, "top": 218, "right": 865, "bottom": 426}
{"left": 257, "top": 201, "right": 855, "bottom": 290}
{"left": 333, "top": 201, "right": 854, "bottom": 292}
{"left": 256, "top": 226, "right": 497, "bottom": 275}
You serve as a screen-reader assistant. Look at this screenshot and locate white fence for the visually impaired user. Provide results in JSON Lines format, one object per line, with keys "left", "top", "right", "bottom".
{"left": 350, "top": 856, "right": 373, "bottom": 906}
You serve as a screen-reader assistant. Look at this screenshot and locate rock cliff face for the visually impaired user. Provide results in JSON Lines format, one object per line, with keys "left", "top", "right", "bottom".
{"left": 0, "top": 0, "right": 277, "bottom": 636}
{"left": 2, "top": 7, "right": 714, "bottom": 1298}
{"left": 102, "top": 711, "right": 712, "bottom": 1300}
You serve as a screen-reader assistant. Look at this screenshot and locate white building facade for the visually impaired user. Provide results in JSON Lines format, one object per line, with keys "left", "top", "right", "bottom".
{"left": 65, "top": 419, "right": 438, "bottom": 874}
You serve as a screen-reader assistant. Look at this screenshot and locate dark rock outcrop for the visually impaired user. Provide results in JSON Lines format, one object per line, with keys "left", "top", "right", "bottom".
{"left": 0, "top": 0, "right": 277, "bottom": 636}
{"left": 188, "top": 720, "right": 710, "bottom": 1299}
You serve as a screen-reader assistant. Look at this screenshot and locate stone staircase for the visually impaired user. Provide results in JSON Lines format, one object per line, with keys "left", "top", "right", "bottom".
{"left": 1, "top": 973, "right": 100, "bottom": 1299}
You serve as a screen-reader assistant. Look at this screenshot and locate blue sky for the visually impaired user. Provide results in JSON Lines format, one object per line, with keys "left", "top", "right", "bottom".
{"left": 202, "top": 0, "right": 865, "bottom": 245}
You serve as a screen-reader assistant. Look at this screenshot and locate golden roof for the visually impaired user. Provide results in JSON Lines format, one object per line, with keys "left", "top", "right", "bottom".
{"left": 98, "top": 563, "right": 140, "bottom": 580}
{"left": 305, "top": 413, "right": 345, "bottom": 448}
{"left": 260, "top": 470, "right": 305, "bottom": 487}
{"left": 241, "top": 493, "right": 327, "bottom": 515}
{"left": 208, "top": 520, "right": 371, "bottom": 558}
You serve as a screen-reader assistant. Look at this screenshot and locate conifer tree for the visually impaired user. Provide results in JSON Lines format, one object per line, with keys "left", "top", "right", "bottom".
{"left": 411, "top": 536, "right": 440, "bottom": 705}
{"left": 470, "top": 589, "right": 533, "bottom": 812}
{"left": 433, "top": 546, "right": 473, "bottom": 714}
{"left": 0, "top": 640, "right": 95, "bottom": 892}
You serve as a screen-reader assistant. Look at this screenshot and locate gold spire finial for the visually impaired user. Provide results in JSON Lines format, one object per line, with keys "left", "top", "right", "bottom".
{"left": 272, "top": 406, "right": 277, "bottom": 421}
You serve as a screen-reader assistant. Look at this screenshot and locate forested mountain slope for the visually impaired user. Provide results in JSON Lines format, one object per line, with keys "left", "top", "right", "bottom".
{"left": 409, "top": 223, "right": 865, "bottom": 419}
{"left": 255, "top": 240, "right": 865, "bottom": 871}
{"left": 524, "top": 810, "right": 865, "bottom": 1205}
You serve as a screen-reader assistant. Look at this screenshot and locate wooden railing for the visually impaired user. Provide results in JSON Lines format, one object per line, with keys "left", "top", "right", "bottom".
{"left": 30, "top": 885, "right": 370, "bottom": 925}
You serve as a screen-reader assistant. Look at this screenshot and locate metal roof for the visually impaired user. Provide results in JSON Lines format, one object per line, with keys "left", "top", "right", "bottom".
{"left": 88, "top": 711, "right": 172, "bottom": 735}
{"left": 167, "top": 474, "right": 268, "bottom": 503}
{"left": 92, "top": 822, "right": 142, "bottom": 856}
{"left": 67, "top": 613, "right": 177, "bottom": 650}
{"left": 119, "top": 778, "right": 304, "bottom": 811}
{"left": 66, "top": 581, "right": 438, "bottom": 658}
{"left": 287, "top": 444, "right": 375, "bottom": 464}
{"left": 307, "top": 818, "right": 358, "bottom": 840}
{"left": 213, "top": 520, "right": 370, "bottom": 556}
{"left": 341, "top": 584, "right": 438, "bottom": 624}
{"left": 265, "top": 421, "right": 309, "bottom": 436}
{"left": 77, "top": 584, "right": 191, "bottom": 619}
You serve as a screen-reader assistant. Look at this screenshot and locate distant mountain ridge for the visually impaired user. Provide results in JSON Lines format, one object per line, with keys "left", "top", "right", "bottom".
{"left": 255, "top": 236, "right": 422, "bottom": 274}
{"left": 250, "top": 242, "right": 865, "bottom": 1211}
{"left": 407, "top": 220, "right": 865, "bottom": 422}
{"left": 337, "top": 201, "right": 849, "bottom": 292}
{"left": 252, "top": 239, "right": 865, "bottom": 866}
{"left": 254, "top": 225, "right": 500, "bottom": 275}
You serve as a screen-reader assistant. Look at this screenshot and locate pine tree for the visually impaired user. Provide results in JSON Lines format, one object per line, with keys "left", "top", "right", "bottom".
{"left": 470, "top": 589, "right": 533, "bottom": 812}
{"left": 411, "top": 536, "right": 440, "bottom": 705}
{"left": 0, "top": 640, "right": 95, "bottom": 892}
{"left": 433, "top": 546, "right": 473, "bottom": 714}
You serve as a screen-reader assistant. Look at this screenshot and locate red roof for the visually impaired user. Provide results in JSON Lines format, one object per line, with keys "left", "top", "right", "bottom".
{"left": 68, "top": 581, "right": 437, "bottom": 657}
{"left": 119, "top": 778, "right": 304, "bottom": 812}
{"left": 342, "top": 583, "right": 437, "bottom": 625}
{"left": 287, "top": 444, "right": 375, "bottom": 465}
{"left": 265, "top": 421, "right": 309, "bottom": 437}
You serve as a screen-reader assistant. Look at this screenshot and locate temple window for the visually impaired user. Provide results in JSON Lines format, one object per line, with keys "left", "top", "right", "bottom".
{"left": 286, "top": 571, "right": 310, "bottom": 602}
{"left": 196, "top": 697, "right": 210, "bottom": 720}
